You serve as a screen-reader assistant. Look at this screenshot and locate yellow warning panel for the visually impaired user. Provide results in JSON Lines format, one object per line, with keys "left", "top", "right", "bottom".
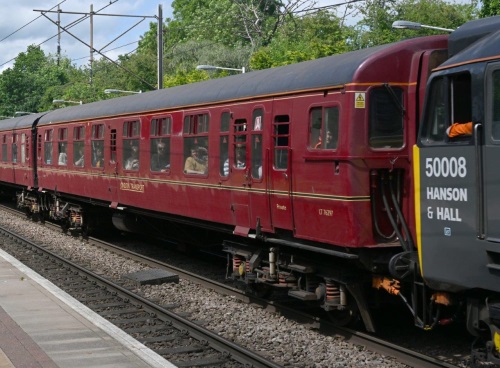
{"left": 355, "top": 92, "right": 365, "bottom": 109}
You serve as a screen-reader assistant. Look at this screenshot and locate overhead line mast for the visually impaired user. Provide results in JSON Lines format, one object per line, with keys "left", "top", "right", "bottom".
{"left": 34, "top": 4, "right": 164, "bottom": 90}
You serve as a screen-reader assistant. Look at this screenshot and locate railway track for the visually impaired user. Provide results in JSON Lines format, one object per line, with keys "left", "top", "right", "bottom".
{"left": 0, "top": 223, "right": 282, "bottom": 368}
{"left": 0, "top": 204, "right": 469, "bottom": 368}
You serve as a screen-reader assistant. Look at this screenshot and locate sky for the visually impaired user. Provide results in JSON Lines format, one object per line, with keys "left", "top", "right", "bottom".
{"left": 0, "top": 1, "right": 345, "bottom": 73}
{"left": 0, "top": 0, "right": 173, "bottom": 72}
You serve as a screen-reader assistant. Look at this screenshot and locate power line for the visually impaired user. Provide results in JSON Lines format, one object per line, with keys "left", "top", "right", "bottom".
{"left": 292, "top": 0, "right": 365, "bottom": 14}
{"left": 71, "top": 40, "right": 139, "bottom": 62}
{"left": 0, "top": 0, "right": 67, "bottom": 44}
{"left": 0, "top": 0, "right": 121, "bottom": 68}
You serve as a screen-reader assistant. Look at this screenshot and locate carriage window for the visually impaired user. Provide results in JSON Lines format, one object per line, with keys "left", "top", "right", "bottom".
{"left": 184, "top": 113, "right": 209, "bottom": 175}
{"left": 21, "top": 134, "right": 27, "bottom": 164}
{"left": 273, "top": 115, "right": 289, "bottom": 170}
{"left": 233, "top": 119, "right": 247, "bottom": 171}
{"left": 44, "top": 130, "right": 53, "bottom": 164}
{"left": 421, "top": 73, "right": 472, "bottom": 144}
{"left": 91, "top": 124, "right": 104, "bottom": 168}
{"left": 309, "top": 107, "right": 339, "bottom": 149}
{"left": 369, "top": 87, "right": 404, "bottom": 148}
{"left": 150, "top": 116, "right": 171, "bottom": 172}
{"left": 73, "top": 126, "right": 85, "bottom": 167}
{"left": 2, "top": 135, "right": 7, "bottom": 163}
{"left": 12, "top": 134, "right": 18, "bottom": 163}
{"left": 123, "top": 120, "right": 140, "bottom": 171}
{"left": 252, "top": 109, "right": 263, "bottom": 179}
{"left": 220, "top": 112, "right": 230, "bottom": 176}
{"left": 58, "top": 128, "right": 68, "bottom": 166}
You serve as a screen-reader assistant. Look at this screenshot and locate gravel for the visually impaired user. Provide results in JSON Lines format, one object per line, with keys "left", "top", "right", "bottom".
{"left": 0, "top": 211, "right": 410, "bottom": 368}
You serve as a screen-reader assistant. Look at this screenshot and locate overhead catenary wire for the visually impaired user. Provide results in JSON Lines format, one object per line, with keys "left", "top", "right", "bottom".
{"left": 0, "top": 0, "right": 67, "bottom": 44}
{"left": 0, "top": 0, "right": 121, "bottom": 69}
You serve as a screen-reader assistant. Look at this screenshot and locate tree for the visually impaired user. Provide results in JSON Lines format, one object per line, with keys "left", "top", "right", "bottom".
{"left": 0, "top": 45, "right": 75, "bottom": 115}
{"left": 168, "top": 0, "right": 315, "bottom": 48}
{"left": 480, "top": 0, "right": 500, "bottom": 17}
{"left": 250, "top": 10, "right": 350, "bottom": 69}
{"left": 352, "top": 0, "right": 477, "bottom": 49}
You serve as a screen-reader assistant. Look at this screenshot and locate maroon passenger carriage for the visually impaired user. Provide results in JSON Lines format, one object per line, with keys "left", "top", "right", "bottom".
{"left": 0, "top": 34, "right": 448, "bottom": 331}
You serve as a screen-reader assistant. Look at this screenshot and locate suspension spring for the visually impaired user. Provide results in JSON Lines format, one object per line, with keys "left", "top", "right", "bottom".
{"left": 232, "top": 256, "right": 242, "bottom": 274}
{"left": 71, "top": 213, "right": 82, "bottom": 226}
{"left": 325, "top": 280, "right": 341, "bottom": 303}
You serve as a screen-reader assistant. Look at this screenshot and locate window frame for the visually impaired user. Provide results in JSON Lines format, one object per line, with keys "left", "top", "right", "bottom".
{"left": 183, "top": 112, "right": 209, "bottom": 176}
{"left": 150, "top": 115, "right": 172, "bottom": 173}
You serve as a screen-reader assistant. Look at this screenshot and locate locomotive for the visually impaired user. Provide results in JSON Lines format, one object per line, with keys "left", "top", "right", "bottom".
{"left": 1, "top": 15, "right": 500, "bottom": 364}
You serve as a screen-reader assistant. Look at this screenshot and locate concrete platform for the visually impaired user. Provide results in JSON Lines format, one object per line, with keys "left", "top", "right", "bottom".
{"left": 0, "top": 248, "right": 176, "bottom": 368}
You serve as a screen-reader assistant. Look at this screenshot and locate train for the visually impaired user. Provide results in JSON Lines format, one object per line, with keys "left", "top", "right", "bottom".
{"left": 1, "top": 14, "right": 500, "bottom": 364}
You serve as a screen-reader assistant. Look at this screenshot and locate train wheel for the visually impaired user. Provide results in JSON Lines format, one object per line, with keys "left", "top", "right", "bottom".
{"left": 81, "top": 223, "right": 92, "bottom": 238}
{"left": 32, "top": 213, "right": 40, "bottom": 223}
{"left": 61, "top": 220, "right": 70, "bottom": 234}
{"left": 25, "top": 208, "right": 32, "bottom": 220}
{"left": 249, "top": 283, "right": 273, "bottom": 298}
{"left": 326, "top": 301, "right": 360, "bottom": 327}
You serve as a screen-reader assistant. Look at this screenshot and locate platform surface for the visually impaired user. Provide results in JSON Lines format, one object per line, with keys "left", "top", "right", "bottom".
{"left": 0, "top": 248, "right": 176, "bottom": 368}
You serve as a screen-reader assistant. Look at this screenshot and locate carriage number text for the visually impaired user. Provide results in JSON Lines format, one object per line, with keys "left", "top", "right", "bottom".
{"left": 425, "top": 157, "right": 467, "bottom": 178}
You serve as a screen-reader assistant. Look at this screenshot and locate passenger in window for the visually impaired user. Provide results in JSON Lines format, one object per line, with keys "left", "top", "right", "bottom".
{"left": 75, "top": 147, "right": 84, "bottom": 167}
{"left": 325, "top": 130, "right": 335, "bottom": 149}
{"left": 446, "top": 122, "right": 473, "bottom": 138}
{"left": 223, "top": 148, "right": 245, "bottom": 176}
{"left": 125, "top": 144, "right": 140, "bottom": 170}
{"left": 314, "top": 130, "right": 334, "bottom": 149}
{"left": 235, "top": 147, "right": 246, "bottom": 169}
{"left": 151, "top": 142, "right": 169, "bottom": 172}
{"left": 184, "top": 146, "right": 207, "bottom": 174}
{"left": 92, "top": 147, "right": 104, "bottom": 168}
{"left": 58, "top": 143, "right": 67, "bottom": 165}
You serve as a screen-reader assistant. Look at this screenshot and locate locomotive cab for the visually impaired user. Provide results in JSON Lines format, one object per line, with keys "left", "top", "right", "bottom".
{"left": 414, "top": 16, "right": 500, "bottom": 363}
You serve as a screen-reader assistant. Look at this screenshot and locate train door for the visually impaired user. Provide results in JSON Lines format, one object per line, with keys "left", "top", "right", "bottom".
{"left": 416, "top": 70, "right": 500, "bottom": 292}
{"left": 269, "top": 102, "right": 293, "bottom": 231}
{"left": 248, "top": 108, "right": 272, "bottom": 233}
{"left": 227, "top": 106, "right": 272, "bottom": 235}
{"left": 484, "top": 63, "right": 500, "bottom": 242}
{"left": 228, "top": 107, "right": 252, "bottom": 234}
{"left": 107, "top": 126, "right": 119, "bottom": 203}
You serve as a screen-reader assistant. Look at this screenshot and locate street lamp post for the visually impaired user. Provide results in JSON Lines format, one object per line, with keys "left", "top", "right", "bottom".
{"left": 104, "top": 89, "right": 142, "bottom": 95}
{"left": 196, "top": 65, "right": 246, "bottom": 74}
{"left": 392, "top": 20, "right": 454, "bottom": 33}
{"left": 53, "top": 99, "right": 82, "bottom": 105}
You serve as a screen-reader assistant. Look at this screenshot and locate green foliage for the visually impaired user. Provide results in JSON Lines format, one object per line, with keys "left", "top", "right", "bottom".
{"left": 353, "top": 0, "right": 477, "bottom": 49}
{"left": 480, "top": 0, "right": 500, "bottom": 16}
{"left": 0, "top": 0, "right": 489, "bottom": 112}
{"left": 0, "top": 45, "right": 73, "bottom": 115}
{"left": 163, "top": 69, "right": 209, "bottom": 87}
{"left": 250, "top": 11, "right": 350, "bottom": 69}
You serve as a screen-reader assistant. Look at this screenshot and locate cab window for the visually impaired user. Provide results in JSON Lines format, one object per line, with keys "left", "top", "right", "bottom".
{"left": 420, "top": 73, "right": 472, "bottom": 144}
